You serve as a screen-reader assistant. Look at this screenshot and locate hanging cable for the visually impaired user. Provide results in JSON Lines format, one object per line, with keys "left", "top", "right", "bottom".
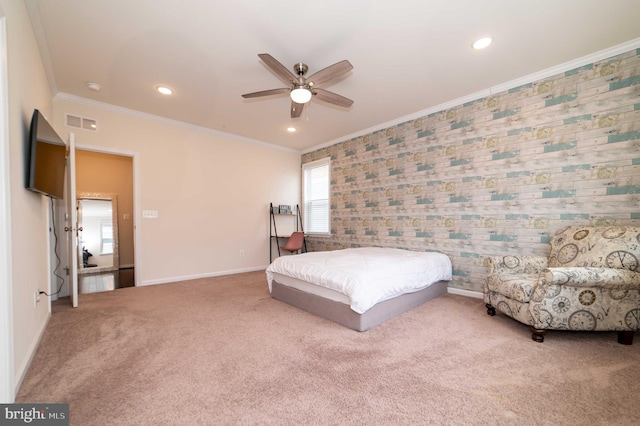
{"left": 40, "top": 196, "right": 66, "bottom": 297}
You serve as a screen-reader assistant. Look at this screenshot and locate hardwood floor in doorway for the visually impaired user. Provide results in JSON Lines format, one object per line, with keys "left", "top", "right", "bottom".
{"left": 78, "top": 268, "right": 135, "bottom": 294}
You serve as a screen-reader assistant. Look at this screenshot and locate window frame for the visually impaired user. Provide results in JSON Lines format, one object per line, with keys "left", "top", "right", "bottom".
{"left": 302, "top": 157, "right": 331, "bottom": 236}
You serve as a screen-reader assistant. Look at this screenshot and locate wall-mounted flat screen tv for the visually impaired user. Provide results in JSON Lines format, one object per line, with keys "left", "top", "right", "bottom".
{"left": 26, "top": 109, "right": 66, "bottom": 199}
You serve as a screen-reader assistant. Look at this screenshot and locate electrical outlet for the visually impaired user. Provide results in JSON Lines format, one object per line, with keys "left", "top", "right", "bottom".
{"left": 239, "top": 250, "right": 245, "bottom": 257}
{"left": 34, "top": 290, "right": 41, "bottom": 307}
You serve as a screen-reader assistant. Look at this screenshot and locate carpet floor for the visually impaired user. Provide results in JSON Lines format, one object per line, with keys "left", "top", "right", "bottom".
{"left": 16, "top": 271, "right": 640, "bottom": 425}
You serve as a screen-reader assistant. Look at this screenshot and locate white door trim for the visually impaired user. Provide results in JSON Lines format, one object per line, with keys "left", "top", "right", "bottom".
{"left": 67, "top": 133, "right": 78, "bottom": 307}
{"left": 75, "top": 143, "right": 141, "bottom": 287}
{"left": 0, "top": 14, "right": 15, "bottom": 403}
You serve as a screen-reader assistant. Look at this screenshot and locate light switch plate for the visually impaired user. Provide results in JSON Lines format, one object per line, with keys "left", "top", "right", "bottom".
{"left": 142, "top": 210, "right": 158, "bottom": 219}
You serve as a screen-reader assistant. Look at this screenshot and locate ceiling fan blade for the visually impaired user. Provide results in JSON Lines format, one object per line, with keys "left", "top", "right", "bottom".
{"left": 313, "top": 88, "right": 354, "bottom": 108}
{"left": 258, "top": 53, "right": 299, "bottom": 85}
{"left": 306, "top": 60, "right": 353, "bottom": 87}
{"left": 291, "top": 101, "right": 304, "bottom": 118}
{"left": 242, "top": 88, "right": 289, "bottom": 99}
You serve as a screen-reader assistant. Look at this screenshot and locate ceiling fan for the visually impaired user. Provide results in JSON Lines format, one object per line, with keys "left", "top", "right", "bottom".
{"left": 242, "top": 53, "right": 354, "bottom": 118}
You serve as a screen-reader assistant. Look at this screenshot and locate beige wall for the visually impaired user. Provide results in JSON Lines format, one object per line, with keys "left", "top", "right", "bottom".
{"left": 53, "top": 98, "right": 301, "bottom": 285}
{"left": 1, "top": 0, "right": 55, "bottom": 399}
{"left": 76, "top": 150, "right": 134, "bottom": 267}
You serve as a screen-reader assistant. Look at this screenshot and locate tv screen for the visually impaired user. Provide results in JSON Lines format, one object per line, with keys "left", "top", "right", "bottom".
{"left": 26, "top": 109, "right": 67, "bottom": 199}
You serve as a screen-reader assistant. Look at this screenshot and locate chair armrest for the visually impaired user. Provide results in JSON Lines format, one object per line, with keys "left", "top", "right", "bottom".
{"left": 541, "top": 267, "right": 640, "bottom": 289}
{"left": 487, "top": 255, "right": 548, "bottom": 275}
{"left": 531, "top": 267, "right": 640, "bottom": 303}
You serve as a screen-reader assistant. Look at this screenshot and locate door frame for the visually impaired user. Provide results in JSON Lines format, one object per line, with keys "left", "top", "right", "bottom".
{"left": 66, "top": 133, "right": 78, "bottom": 306}
{"left": 0, "top": 13, "right": 14, "bottom": 403}
{"left": 73, "top": 143, "right": 140, "bottom": 290}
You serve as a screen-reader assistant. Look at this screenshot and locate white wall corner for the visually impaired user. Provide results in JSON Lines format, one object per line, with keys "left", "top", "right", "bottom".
{"left": 0, "top": 12, "right": 15, "bottom": 404}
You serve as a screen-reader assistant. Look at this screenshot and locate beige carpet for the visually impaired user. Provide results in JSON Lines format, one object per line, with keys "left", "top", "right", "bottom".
{"left": 16, "top": 271, "right": 640, "bottom": 425}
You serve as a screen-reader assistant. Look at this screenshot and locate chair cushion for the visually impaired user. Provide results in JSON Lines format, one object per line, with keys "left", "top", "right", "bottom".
{"left": 486, "top": 273, "right": 538, "bottom": 303}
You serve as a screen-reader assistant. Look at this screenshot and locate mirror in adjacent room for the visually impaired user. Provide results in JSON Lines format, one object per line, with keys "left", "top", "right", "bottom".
{"left": 77, "top": 193, "right": 119, "bottom": 274}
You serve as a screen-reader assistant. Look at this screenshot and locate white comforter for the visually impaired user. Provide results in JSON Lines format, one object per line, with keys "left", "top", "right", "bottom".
{"left": 265, "top": 247, "right": 452, "bottom": 314}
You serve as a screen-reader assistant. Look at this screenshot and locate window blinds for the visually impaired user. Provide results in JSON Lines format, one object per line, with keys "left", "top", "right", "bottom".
{"left": 303, "top": 158, "right": 330, "bottom": 234}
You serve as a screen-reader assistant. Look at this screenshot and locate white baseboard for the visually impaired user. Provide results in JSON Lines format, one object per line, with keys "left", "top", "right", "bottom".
{"left": 447, "top": 287, "right": 483, "bottom": 299}
{"left": 139, "top": 266, "right": 267, "bottom": 287}
{"left": 13, "top": 313, "right": 50, "bottom": 400}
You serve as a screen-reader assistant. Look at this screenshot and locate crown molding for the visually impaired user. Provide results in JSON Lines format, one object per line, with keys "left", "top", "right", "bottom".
{"left": 24, "top": 0, "right": 58, "bottom": 97}
{"left": 304, "top": 37, "right": 640, "bottom": 154}
{"left": 54, "top": 92, "right": 300, "bottom": 154}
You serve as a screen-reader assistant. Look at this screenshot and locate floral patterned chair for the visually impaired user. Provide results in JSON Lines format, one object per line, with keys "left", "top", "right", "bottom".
{"left": 484, "top": 226, "right": 640, "bottom": 344}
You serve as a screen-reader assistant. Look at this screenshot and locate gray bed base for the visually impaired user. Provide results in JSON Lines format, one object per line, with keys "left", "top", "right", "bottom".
{"left": 270, "top": 280, "right": 448, "bottom": 331}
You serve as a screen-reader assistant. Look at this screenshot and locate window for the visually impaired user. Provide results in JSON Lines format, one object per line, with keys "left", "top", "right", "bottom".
{"left": 302, "top": 157, "right": 330, "bottom": 235}
{"left": 100, "top": 221, "right": 114, "bottom": 255}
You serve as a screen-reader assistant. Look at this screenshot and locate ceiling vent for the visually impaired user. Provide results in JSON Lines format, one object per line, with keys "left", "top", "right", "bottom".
{"left": 65, "top": 113, "right": 98, "bottom": 131}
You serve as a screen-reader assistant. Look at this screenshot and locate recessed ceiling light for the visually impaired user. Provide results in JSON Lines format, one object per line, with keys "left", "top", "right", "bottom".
{"left": 85, "top": 82, "right": 101, "bottom": 92}
{"left": 472, "top": 36, "right": 493, "bottom": 50}
{"left": 287, "top": 127, "right": 297, "bottom": 133}
{"left": 156, "top": 86, "right": 173, "bottom": 95}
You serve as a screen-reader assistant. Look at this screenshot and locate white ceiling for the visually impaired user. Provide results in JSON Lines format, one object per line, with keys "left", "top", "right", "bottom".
{"left": 26, "top": 0, "right": 640, "bottom": 152}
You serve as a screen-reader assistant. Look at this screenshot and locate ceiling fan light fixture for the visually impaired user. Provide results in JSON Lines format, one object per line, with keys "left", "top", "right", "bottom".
{"left": 290, "top": 87, "right": 312, "bottom": 104}
{"left": 242, "top": 54, "right": 354, "bottom": 118}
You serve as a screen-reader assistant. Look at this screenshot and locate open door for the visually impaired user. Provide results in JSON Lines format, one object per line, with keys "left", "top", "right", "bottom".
{"left": 65, "top": 132, "right": 78, "bottom": 307}
{"left": 76, "top": 199, "right": 84, "bottom": 270}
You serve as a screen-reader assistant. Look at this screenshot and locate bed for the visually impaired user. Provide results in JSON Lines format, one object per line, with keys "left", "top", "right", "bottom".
{"left": 265, "top": 247, "right": 452, "bottom": 331}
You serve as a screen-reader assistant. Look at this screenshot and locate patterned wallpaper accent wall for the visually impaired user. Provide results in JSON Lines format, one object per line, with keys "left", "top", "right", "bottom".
{"left": 301, "top": 48, "right": 640, "bottom": 293}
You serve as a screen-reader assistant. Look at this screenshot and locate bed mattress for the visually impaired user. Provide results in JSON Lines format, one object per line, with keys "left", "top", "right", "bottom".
{"left": 265, "top": 247, "right": 452, "bottom": 331}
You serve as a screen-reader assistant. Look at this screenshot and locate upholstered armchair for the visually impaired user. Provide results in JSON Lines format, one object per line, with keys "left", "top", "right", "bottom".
{"left": 484, "top": 226, "right": 640, "bottom": 344}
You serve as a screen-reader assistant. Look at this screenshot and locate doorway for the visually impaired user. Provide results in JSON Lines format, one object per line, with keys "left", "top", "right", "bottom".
{"left": 74, "top": 149, "right": 136, "bottom": 294}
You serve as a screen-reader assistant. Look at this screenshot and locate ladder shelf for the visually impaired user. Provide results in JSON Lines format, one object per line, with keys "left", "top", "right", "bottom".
{"left": 269, "top": 203, "right": 306, "bottom": 263}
